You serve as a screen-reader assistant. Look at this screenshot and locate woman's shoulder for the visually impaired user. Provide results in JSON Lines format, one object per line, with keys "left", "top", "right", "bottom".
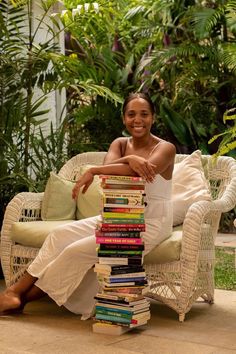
{"left": 111, "top": 137, "right": 129, "bottom": 148}
{"left": 153, "top": 136, "right": 176, "bottom": 154}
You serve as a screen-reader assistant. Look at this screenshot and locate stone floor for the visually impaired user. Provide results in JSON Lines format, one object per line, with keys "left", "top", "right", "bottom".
{"left": 0, "top": 232, "right": 235, "bottom": 354}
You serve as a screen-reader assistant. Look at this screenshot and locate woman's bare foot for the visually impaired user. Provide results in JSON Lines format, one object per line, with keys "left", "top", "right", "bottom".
{"left": 0, "top": 289, "right": 22, "bottom": 314}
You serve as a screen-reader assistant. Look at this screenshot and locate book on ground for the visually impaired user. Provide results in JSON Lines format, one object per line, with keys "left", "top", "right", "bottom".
{"left": 92, "top": 322, "right": 131, "bottom": 335}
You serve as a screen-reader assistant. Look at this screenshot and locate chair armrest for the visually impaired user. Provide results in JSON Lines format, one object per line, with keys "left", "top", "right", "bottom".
{"left": 182, "top": 173, "right": 236, "bottom": 260}
{"left": 1, "top": 192, "right": 44, "bottom": 248}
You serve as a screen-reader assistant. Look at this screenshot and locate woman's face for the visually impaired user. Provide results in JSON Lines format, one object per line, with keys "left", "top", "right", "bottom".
{"left": 123, "top": 97, "right": 154, "bottom": 138}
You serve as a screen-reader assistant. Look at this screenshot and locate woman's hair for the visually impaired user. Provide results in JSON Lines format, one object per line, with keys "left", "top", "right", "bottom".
{"left": 122, "top": 92, "right": 155, "bottom": 115}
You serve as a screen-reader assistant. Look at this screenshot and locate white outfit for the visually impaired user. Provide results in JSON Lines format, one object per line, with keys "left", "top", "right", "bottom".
{"left": 28, "top": 175, "right": 172, "bottom": 319}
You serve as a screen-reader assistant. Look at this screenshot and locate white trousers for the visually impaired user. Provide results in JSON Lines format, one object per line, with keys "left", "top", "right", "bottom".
{"left": 28, "top": 216, "right": 101, "bottom": 319}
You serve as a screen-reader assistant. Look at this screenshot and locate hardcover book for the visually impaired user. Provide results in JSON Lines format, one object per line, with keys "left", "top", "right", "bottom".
{"left": 98, "top": 256, "right": 143, "bottom": 266}
{"left": 99, "top": 244, "right": 144, "bottom": 251}
{"left": 100, "top": 175, "right": 145, "bottom": 183}
{"left": 95, "top": 230, "right": 141, "bottom": 238}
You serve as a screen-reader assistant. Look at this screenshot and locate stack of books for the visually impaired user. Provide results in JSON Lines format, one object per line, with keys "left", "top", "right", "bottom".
{"left": 92, "top": 175, "right": 150, "bottom": 335}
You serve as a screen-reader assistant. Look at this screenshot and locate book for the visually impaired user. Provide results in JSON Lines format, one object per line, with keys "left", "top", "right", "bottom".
{"left": 102, "top": 281, "right": 147, "bottom": 288}
{"left": 95, "top": 300, "right": 150, "bottom": 311}
{"left": 104, "top": 197, "right": 143, "bottom": 206}
{"left": 95, "top": 313, "right": 137, "bottom": 324}
{"left": 98, "top": 256, "right": 143, "bottom": 265}
{"left": 101, "top": 183, "right": 145, "bottom": 190}
{"left": 99, "top": 244, "right": 144, "bottom": 251}
{"left": 96, "top": 237, "right": 143, "bottom": 245}
{"left": 94, "top": 263, "right": 144, "bottom": 274}
{"left": 103, "top": 207, "right": 145, "bottom": 213}
{"left": 93, "top": 318, "right": 148, "bottom": 328}
{"left": 94, "top": 294, "right": 148, "bottom": 306}
{"left": 97, "top": 249, "right": 143, "bottom": 256}
{"left": 96, "top": 304, "right": 150, "bottom": 315}
{"left": 104, "top": 203, "right": 145, "bottom": 209}
{"left": 97, "top": 223, "right": 145, "bottom": 232}
{"left": 95, "top": 230, "right": 141, "bottom": 238}
{"left": 102, "top": 212, "right": 144, "bottom": 219}
{"left": 100, "top": 175, "right": 145, "bottom": 183}
{"left": 102, "top": 276, "right": 146, "bottom": 283}
{"left": 102, "top": 220, "right": 145, "bottom": 225}
{"left": 102, "top": 284, "right": 149, "bottom": 294}
{"left": 92, "top": 322, "right": 131, "bottom": 335}
{"left": 103, "top": 190, "right": 144, "bottom": 197}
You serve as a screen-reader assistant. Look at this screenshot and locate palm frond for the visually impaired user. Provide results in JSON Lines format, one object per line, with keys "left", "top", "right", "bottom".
{"left": 191, "top": 7, "right": 224, "bottom": 39}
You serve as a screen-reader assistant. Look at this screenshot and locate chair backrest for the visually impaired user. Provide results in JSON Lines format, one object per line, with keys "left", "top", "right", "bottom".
{"left": 59, "top": 151, "right": 236, "bottom": 207}
{"left": 58, "top": 152, "right": 107, "bottom": 180}
{"left": 175, "top": 153, "right": 236, "bottom": 202}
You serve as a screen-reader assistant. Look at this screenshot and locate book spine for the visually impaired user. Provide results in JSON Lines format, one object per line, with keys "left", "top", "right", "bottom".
{"left": 99, "top": 244, "right": 144, "bottom": 251}
{"left": 103, "top": 190, "right": 144, "bottom": 197}
{"left": 103, "top": 271, "right": 146, "bottom": 278}
{"left": 105, "top": 277, "right": 146, "bottom": 283}
{"left": 96, "top": 305, "right": 133, "bottom": 316}
{"left": 102, "top": 212, "right": 144, "bottom": 219}
{"left": 99, "top": 175, "right": 144, "bottom": 183}
{"left": 101, "top": 184, "right": 145, "bottom": 190}
{"left": 95, "top": 237, "right": 143, "bottom": 245}
{"left": 95, "top": 313, "right": 136, "bottom": 324}
{"left": 98, "top": 257, "right": 143, "bottom": 265}
{"left": 104, "top": 198, "right": 143, "bottom": 206}
{"left": 96, "top": 308, "right": 132, "bottom": 319}
{"left": 95, "top": 231, "right": 141, "bottom": 238}
{"left": 93, "top": 318, "right": 131, "bottom": 327}
{"left": 102, "top": 219, "right": 145, "bottom": 224}
{"left": 98, "top": 224, "right": 145, "bottom": 232}
{"left": 103, "top": 207, "right": 145, "bottom": 213}
{"left": 97, "top": 251, "right": 143, "bottom": 257}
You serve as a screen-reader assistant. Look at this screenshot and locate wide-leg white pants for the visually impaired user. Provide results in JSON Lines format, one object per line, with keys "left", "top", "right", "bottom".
{"left": 28, "top": 216, "right": 101, "bottom": 319}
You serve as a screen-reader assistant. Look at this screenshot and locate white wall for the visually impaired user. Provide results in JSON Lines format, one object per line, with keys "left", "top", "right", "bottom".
{"left": 32, "top": 1, "right": 66, "bottom": 134}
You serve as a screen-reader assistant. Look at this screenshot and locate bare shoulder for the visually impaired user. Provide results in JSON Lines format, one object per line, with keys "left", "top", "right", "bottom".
{"left": 149, "top": 139, "right": 176, "bottom": 175}
{"left": 111, "top": 137, "right": 128, "bottom": 146}
{"left": 159, "top": 140, "right": 176, "bottom": 156}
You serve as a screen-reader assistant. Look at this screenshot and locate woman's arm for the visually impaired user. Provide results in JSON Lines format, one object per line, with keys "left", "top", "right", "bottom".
{"left": 104, "top": 138, "right": 156, "bottom": 181}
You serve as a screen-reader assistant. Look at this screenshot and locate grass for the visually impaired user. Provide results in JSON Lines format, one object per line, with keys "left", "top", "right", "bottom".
{"left": 215, "top": 247, "right": 236, "bottom": 291}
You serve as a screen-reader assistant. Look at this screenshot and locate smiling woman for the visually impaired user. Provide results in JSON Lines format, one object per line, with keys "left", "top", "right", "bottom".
{"left": 0, "top": 92, "right": 176, "bottom": 319}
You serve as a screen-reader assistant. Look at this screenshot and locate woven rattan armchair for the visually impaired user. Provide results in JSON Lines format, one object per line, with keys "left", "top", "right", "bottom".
{"left": 1, "top": 152, "right": 236, "bottom": 321}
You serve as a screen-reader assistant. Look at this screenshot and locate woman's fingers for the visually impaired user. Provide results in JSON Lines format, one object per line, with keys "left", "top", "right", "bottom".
{"left": 72, "top": 182, "right": 80, "bottom": 200}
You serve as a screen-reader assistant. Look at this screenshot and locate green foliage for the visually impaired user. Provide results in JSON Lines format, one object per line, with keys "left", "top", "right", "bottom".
{"left": 209, "top": 108, "right": 236, "bottom": 158}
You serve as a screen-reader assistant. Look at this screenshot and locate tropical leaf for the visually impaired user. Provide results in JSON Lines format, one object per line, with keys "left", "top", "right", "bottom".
{"left": 160, "top": 99, "right": 194, "bottom": 146}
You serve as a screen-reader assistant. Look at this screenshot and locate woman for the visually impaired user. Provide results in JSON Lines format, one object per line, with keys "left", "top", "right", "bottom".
{"left": 0, "top": 92, "right": 176, "bottom": 318}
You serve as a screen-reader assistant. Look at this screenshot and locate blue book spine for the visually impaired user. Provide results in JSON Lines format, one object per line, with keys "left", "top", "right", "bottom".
{"left": 95, "top": 305, "right": 133, "bottom": 316}
{"left": 107, "top": 277, "right": 146, "bottom": 283}
{"left": 95, "top": 313, "right": 132, "bottom": 324}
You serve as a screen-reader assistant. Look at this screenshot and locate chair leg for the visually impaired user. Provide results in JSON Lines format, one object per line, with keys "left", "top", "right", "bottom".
{"left": 179, "top": 313, "right": 185, "bottom": 322}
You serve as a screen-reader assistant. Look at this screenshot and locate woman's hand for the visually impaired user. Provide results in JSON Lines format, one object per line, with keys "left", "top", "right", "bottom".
{"left": 72, "top": 170, "right": 94, "bottom": 200}
{"left": 128, "top": 155, "right": 156, "bottom": 182}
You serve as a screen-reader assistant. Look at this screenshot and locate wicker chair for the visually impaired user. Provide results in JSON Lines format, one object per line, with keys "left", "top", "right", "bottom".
{"left": 1, "top": 151, "right": 236, "bottom": 321}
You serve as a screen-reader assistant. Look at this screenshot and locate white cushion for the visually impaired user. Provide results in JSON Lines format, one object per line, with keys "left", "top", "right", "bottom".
{"left": 144, "top": 227, "right": 182, "bottom": 264}
{"left": 76, "top": 165, "right": 103, "bottom": 220}
{"left": 10, "top": 220, "right": 75, "bottom": 248}
{"left": 41, "top": 172, "right": 76, "bottom": 221}
{"left": 172, "top": 150, "right": 211, "bottom": 226}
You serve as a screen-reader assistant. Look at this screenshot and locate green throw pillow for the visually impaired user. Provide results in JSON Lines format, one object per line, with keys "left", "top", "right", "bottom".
{"left": 76, "top": 165, "right": 103, "bottom": 220}
{"left": 41, "top": 172, "right": 76, "bottom": 221}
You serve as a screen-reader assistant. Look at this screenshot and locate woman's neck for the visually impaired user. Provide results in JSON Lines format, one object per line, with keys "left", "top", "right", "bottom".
{"left": 130, "top": 134, "right": 156, "bottom": 149}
